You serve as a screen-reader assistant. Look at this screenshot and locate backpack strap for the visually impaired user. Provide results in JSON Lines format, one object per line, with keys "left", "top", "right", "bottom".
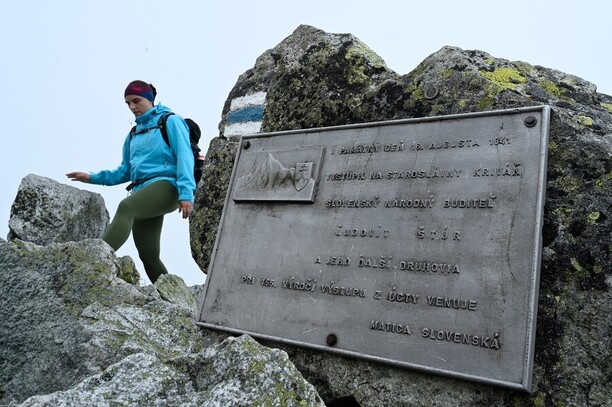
{"left": 157, "top": 112, "right": 175, "bottom": 148}
{"left": 129, "top": 123, "right": 160, "bottom": 138}
{"left": 129, "top": 112, "right": 175, "bottom": 142}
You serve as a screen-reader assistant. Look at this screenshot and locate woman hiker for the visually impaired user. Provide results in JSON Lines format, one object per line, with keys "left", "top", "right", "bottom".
{"left": 67, "top": 80, "right": 195, "bottom": 283}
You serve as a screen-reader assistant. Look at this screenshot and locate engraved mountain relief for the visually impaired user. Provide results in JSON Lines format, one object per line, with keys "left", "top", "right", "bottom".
{"left": 233, "top": 149, "right": 323, "bottom": 202}
{"left": 237, "top": 153, "right": 312, "bottom": 191}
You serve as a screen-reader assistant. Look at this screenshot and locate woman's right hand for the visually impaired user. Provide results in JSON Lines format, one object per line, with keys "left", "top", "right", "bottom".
{"left": 66, "top": 171, "right": 91, "bottom": 183}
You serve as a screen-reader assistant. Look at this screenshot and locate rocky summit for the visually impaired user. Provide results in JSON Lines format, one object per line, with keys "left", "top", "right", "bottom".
{"left": 191, "top": 25, "right": 611, "bottom": 406}
{"left": 1, "top": 177, "right": 323, "bottom": 405}
{"left": 1, "top": 25, "right": 610, "bottom": 406}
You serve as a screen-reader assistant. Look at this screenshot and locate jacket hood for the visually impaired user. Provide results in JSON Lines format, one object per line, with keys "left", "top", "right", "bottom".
{"left": 135, "top": 104, "right": 172, "bottom": 126}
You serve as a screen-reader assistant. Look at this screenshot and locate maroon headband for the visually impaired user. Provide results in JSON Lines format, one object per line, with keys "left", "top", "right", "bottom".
{"left": 124, "top": 80, "right": 154, "bottom": 102}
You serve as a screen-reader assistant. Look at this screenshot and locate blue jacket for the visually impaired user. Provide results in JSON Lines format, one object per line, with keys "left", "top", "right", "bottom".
{"left": 90, "top": 104, "right": 196, "bottom": 202}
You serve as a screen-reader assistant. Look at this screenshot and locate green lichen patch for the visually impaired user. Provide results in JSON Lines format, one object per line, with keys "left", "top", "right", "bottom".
{"left": 513, "top": 61, "right": 534, "bottom": 77}
{"left": 477, "top": 94, "right": 495, "bottom": 110}
{"left": 441, "top": 68, "right": 454, "bottom": 78}
{"left": 551, "top": 176, "right": 582, "bottom": 194}
{"left": 576, "top": 115, "right": 594, "bottom": 127}
{"left": 601, "top": 102, "right": 612, "bottom": 113}
{"left": 540, "top": 78, "right": 564, "bottom": 97}
{"left": 587, "top": 211, "right": 601, "bottom": 224}
{"left": 533, "top": 393, "right": 546, "bottom": 407}
{"left": 594, "top": 172, "right": 612, "bottom": 191}
{"left": 480, "top": 67, "right": 526, "bottom": 90}
{"left": 411, "top": 86, "right": 424, "bottom": 101}
{"left": 345, "top": 41, "right": 387, "bottom": 70}
{"left": 595, "top": 179, "right": 607, "bottom": 190}
{"left": 570, "top": 258, "right": 584, "bottom": 273}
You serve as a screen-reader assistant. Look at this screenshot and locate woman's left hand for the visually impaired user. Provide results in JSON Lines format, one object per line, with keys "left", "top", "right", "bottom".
{"left": 178, "top": 201, "right": 193, "bottom": 219}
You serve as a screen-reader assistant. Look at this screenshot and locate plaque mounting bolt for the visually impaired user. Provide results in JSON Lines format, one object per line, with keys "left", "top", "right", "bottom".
{"left": 242, "top": 141, "right": 251, "bottom": 150}
{"left": 524, "top": 116, "right": 537, "bottom": 127}
{"left": 424, "top": 87, "right": 439, "bottom": 100}
{"left": 326, "top": 334, "right": 338, "bottom": 347}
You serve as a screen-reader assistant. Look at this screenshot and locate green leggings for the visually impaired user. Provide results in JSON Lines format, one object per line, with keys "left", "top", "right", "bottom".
{"left": 103, "top": 180, "right": 179, "bottom": 283}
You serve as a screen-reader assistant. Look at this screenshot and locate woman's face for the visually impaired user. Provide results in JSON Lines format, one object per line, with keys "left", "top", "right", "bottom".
{"left": 125, "top": 95, "right": 153, "bottom": 116}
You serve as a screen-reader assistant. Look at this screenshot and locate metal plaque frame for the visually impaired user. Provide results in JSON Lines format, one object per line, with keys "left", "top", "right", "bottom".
{"left": 197, "top": 106, "right": 550, "bottom": 391}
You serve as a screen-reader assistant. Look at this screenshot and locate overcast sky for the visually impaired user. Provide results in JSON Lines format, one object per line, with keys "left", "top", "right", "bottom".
{"left": 1, "top": 0, "right": 610, "bottom": 286}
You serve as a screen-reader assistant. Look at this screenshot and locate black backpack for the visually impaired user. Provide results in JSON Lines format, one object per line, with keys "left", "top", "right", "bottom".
{"left": 128, "top": 113, "right": 203, "bottom": 191}
{"left": 158, "top": 113, "right": 204, "bottom": 183}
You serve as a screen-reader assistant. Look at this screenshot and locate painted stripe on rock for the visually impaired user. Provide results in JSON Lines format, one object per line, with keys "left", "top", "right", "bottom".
{"left": 230, "top": 91, "right": 267, "bottom": 110}
{"left": 226, "top": 105, "right": 264, "bottom": 124}
{"left": 224, "top": 121, "right": 263, "bottom": 137}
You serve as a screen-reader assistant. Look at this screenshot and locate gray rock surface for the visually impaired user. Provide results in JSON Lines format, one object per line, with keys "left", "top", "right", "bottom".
{"left": 8, "top": 174, "right": 109, "bottom": 245}
{"left": 191, "top": 25, "right": 612, "bottom": 406}
{"left": 18, "top": 336, "right": 324, "bottom": 407}
{"left": 0, "top": 238, "right": 202, "bottom": 404}
{"left": 1, "top": 179, "right": 323, "bottom": 406}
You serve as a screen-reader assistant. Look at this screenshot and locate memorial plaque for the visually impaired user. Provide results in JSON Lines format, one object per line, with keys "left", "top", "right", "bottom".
{"left": 198, "top": 106, "right": 550, "bottom": 391}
